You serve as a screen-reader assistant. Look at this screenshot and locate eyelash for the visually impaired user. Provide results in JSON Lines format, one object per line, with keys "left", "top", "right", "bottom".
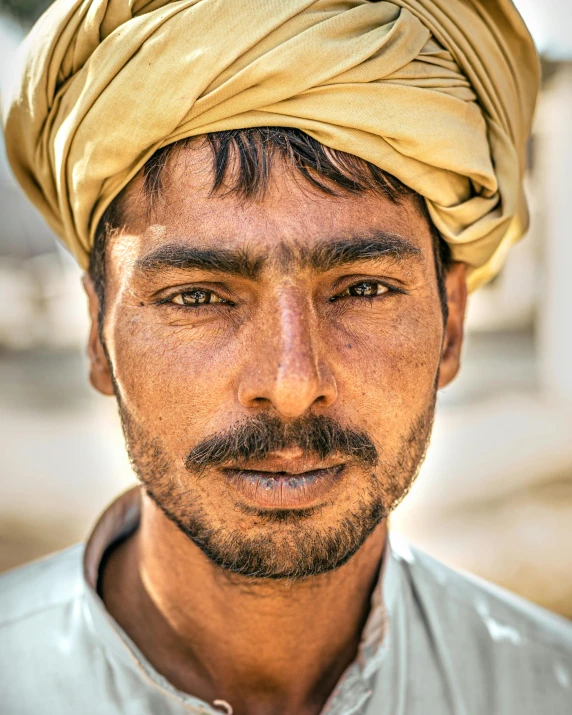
{"left": 158, "top": 289, "right": 234, "bottom": 308}
{"left": 329, "top": 280, "right": 406, "bottom": 302}
{"left": 158, "top": 280, "right": 405, "bottom": 308}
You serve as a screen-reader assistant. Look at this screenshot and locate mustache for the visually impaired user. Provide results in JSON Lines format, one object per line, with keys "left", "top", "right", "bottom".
{"left": 185, "top": 414, "right": 379, "bottom": 472}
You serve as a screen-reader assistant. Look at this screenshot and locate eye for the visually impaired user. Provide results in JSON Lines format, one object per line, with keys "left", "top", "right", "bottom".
{"left": 334, "top": 281, "right": 389, "bottom": 300}
{"left": 170, "top": 289, "right": 228, "bottom": 306}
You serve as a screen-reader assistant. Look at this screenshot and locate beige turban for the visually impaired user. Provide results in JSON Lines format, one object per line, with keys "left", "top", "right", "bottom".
{"left": 2, "top": 0, "right": 539, "bottom": 290}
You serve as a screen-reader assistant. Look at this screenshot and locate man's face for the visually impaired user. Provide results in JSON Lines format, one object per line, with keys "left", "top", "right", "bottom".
{"left": 86, "top": 145, "right": 466, "bottom": 579}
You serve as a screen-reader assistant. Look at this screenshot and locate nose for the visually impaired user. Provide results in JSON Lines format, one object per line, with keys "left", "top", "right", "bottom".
{"left": 238, "top": 289, "right": 337, "bottom": 419}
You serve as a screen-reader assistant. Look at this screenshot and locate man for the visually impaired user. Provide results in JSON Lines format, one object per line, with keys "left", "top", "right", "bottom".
{"left": 1, "top": 1, "right": 571, "bottom": 713}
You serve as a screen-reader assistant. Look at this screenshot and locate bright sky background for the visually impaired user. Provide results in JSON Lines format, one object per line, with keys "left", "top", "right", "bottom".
{"left": 515, "top": 0, "right": 572, "bottom": 58}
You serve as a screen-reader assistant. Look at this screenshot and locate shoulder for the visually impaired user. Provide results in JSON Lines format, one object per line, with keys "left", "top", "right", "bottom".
{"left": 389, "top": 533, "right": 572, "bottom": 711}
{"left": 0, "top": 545, "right": 110, "bottom": 711}
{"left": 391, "top": 534, "right": 572, "bottom": 655}
{"left": 390, "top": 534, "right": 572, "bottom": 656}
{"left": 0, "top": 544, "right": 85, "bottom": 629}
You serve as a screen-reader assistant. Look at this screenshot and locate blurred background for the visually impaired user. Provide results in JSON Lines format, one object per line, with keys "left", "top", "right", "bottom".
{"left": 1, "top": 0, "right": 571, "bottom": 618}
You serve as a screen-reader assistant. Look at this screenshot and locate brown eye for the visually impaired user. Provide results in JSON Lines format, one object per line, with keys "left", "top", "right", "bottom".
{"left": 171, "top": 290, "right": 225, "bottom": 306}
{"left": 340, "top": 281, "right": 388, "bottom": 298}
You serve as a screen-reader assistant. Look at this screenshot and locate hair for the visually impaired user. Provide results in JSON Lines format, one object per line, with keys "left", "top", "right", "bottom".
{"left": 90, "top": 127, "right": 452, "bottom": 325}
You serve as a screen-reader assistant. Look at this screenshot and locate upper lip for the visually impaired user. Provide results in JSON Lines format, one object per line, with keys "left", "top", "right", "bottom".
{"left": 221, "top": 452, "right": 345, "bottom": 475}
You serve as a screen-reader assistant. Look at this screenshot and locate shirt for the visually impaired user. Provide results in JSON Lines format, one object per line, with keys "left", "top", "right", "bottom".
{"left": 1, "top": 487, "right": 571, "bottom": 715}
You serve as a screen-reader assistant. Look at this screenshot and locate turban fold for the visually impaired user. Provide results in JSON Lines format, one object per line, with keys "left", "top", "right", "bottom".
{"left": 2, "top": 0, "right": 539, "bottom": 290}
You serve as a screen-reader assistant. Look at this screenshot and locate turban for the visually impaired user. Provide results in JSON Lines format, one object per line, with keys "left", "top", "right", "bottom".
{"left": 1, "top": 0, "right": 539, "bottom": 290}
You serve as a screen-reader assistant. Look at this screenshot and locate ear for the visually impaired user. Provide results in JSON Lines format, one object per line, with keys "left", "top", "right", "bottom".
{"left": 82, "top": 274, "right": 115, "bottom": 396}
{"left": 438, "top": 262, "right": 467, "bottom": 389}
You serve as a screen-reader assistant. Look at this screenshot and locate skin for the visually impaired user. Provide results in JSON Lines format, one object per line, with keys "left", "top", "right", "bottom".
{"left": 85, "top": 144, "right": 467, "bottom": 715}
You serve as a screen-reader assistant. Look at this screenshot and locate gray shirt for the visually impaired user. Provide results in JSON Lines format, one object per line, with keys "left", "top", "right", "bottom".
{"left": 1, "top": 488, "right": 571, "bottom": 714}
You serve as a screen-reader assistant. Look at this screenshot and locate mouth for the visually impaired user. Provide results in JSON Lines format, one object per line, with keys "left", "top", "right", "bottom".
{"left": 221, "top": 457, "right": 346, "bottom": 509}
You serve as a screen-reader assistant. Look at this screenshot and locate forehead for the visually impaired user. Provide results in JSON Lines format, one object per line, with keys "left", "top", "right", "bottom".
{"left": 111, "top": 143, "right": 434, "bottom": 266}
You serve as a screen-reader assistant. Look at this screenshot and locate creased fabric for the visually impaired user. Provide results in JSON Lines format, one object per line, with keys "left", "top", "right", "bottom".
{"left": 2, "top": 489, "right": 572, "bottom": 714}
{"left": 1, "top": 0, "right": 539, "bottom": 289}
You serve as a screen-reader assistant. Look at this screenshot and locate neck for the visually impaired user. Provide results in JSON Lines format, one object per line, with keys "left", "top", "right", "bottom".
{"left": 101, "top": 489, "right": 387, "bottom": 715}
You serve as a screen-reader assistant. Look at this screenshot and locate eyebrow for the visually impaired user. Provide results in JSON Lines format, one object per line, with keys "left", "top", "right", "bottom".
{"left": 135, "top": 231, "right": 422, "bottom": 279}
{"left": 307, "top": 231, "right": 422, "bottom": 272}
{"left": 135, "top": 245, "right": 263, "bottom": 279}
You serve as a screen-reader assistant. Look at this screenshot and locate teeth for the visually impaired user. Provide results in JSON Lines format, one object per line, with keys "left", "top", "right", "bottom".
{"left": 241, "top": 474, "right": 319, "bottom": 490}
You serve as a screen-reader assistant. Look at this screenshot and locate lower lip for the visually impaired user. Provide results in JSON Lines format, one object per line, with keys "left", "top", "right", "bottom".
{"left": 223, "top": 466, "right": 344, "bottom": 509}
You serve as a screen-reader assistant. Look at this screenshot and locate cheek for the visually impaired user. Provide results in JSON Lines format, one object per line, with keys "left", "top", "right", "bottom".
{"left": 106, "top": 297, "right": 443, "bottom": 453}
{"left": 108, "top": 311, "right": 242, "bottom": 436}
{"left": 330, "top": 302, "right": 443, "bottom": 424}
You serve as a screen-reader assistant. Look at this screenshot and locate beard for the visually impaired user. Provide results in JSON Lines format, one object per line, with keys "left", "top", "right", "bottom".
{"left": 116, "top": 397, "right": 436, "bottom": 581}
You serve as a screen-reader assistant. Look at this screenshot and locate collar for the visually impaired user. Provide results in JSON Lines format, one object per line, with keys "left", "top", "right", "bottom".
{"left": 82, "top": 487, "right": 401, "bottom": 715}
